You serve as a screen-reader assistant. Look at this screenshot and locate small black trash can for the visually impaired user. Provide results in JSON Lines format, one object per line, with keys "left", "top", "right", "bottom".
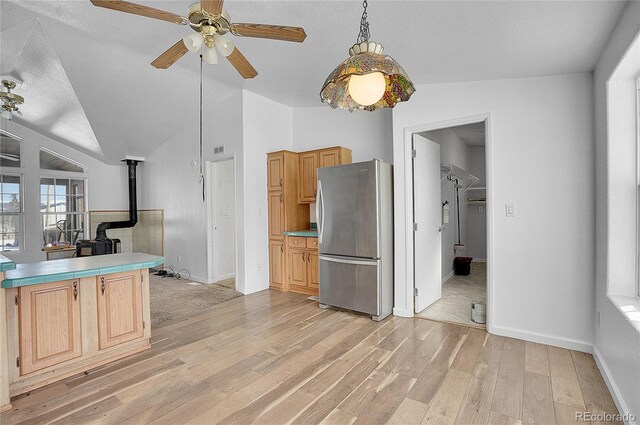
{"left": 454, "top": 257, "right": 473, "bottom": 275}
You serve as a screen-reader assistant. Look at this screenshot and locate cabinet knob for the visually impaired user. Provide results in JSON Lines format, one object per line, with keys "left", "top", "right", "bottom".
{"left": 280, "top": 193, "right": 283, "bottom": 203}
{"left": 100, "top": 277, "right": 105, "bottom": 295}
{"left": 73, "top": 281, "right": 78, "bottom": 301}
{"left": 280, "top": 178, "right": 283, "bottom": 188}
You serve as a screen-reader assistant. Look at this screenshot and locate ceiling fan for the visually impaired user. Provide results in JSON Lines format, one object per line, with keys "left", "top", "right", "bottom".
{"left": 0, "top": 80, "right": 24, "bottom": 120}
{"left": 90, "top": 0, "right": 307, "bottom": 79}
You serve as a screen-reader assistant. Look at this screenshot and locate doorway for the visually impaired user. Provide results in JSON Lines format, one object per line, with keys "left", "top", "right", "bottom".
{"left": 206, "top": 157, "right": 237, "bottom": 288}
{"left": 412, "top": 117, "right": 490, "bottom": 329}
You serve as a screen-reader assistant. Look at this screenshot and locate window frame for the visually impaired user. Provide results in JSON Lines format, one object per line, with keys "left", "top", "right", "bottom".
{"left": 0, "top": 173, "right": 24, "bottom": 252}
{"left": 39, "top": 172, "right": 89, "bottom": 247}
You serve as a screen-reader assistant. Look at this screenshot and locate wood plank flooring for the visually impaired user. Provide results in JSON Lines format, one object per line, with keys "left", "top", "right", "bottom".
{"left": 0, "top": 290, "right": 620, "bottom": 425}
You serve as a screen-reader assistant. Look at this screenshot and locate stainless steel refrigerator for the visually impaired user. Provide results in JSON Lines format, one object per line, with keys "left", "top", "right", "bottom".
{"left": 316, "top": 159, "right": 393, "bottom": 321}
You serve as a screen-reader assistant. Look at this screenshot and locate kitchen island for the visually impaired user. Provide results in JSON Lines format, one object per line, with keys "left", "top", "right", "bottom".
{"left": 0, "top": 253, "right": 163, "bottom": 409}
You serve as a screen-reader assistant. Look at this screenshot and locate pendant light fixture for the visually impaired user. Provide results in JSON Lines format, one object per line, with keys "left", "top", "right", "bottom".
{"left": 320, "top": 0, "right": 415, "bottom": 112}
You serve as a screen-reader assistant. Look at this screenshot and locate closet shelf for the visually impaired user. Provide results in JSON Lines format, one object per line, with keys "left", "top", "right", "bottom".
{"left": 467, "top": 200, "right": 486, "bottom": 205}
{"left": 440, "top": 164, "right": 480, "bottom": 192}
{"left": 466, "top": 186, "right": 486, "bottom": 191}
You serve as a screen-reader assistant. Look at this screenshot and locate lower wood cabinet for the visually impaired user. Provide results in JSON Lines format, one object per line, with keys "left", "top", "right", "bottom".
{"left": 18, "top": 280, "right": 82, "bottom": 375}
{"left": 285, "top": 237, "right": 319, "bottom": 295}
{"left": 269, "top": 240, "right": 286, "bottom": 290}
{"left": 97, "top": 271, "right": 144, "bottom": 350}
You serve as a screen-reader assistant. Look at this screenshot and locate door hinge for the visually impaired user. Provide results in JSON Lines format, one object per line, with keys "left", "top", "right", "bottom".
{"left": 16, "top": 357, "right": 20, "bottom": 368}
{"left": 413, "top": 223, "right": 418, "bottom": 231}
{"left": 14, "top": 295, "right": 19, "bottom": 306}
{"left": 143, "top": 321, "right": 146, "bottom": 329}
{"left": 411, "top": 149, "right": 417, "bottom": 158}
{"left": 141, "top": 273, "right": 144, "bottom": 282}
{"left": 414, "top": 288, "right": 418, "bottom": 297}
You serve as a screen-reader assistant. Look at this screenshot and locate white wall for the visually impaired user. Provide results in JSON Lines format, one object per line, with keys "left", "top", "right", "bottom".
{"left": 292, "top": 106, "right": 393, "bottom": 164}
{"left": 392, "top": 73, "right": 595, "bottom": 352}
{"left": 1, "top": 120, "right": 128, "bottom": 263}
{"left": 242, "top": 90, "right": 293, "bottom": 294}
{"left": 467, "top": 146, "right": 487, "bottom": 260}
{"left": 212, "top": 159, "right": 235, "bottom": 281}
{"left": 593, "top": 1, "right": 640, "bottom": 421}
{"left": 415, "top": 130, "right": 469, "bottom": 280}
{"left": 139, "top": 90, "right": 244, "bottom": 285}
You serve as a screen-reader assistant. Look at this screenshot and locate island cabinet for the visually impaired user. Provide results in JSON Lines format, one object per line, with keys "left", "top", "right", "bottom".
{"left": 18, "top": 280, "right": 83, "bottom": 375}
{"left": 298, "top": 147, "right": 352, "bottom": 203}
{"left": 286, "top": 237, "right": 319, "bottom": 295}
{"left": 97, "top": 271, "right": 144, "bottom": 350}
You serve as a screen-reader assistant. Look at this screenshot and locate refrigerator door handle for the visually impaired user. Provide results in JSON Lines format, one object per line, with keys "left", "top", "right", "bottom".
{"left": 317, "top": 180, "right": 324, "bottom": 244}
{"left": 319, "top": 255, "right": 378, "bottom": 266}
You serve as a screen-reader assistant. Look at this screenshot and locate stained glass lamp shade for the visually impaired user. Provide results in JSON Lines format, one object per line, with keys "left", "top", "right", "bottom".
{"left": 320, "top": 41, "right": 415, "bottom": 112}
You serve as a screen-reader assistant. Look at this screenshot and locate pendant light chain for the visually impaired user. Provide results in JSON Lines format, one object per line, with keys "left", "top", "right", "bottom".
{"left": 356, "top": 0, "right": 370, "bottom": 43}
{"left": 199, "top": 55, "right": 205, "bottom": 202}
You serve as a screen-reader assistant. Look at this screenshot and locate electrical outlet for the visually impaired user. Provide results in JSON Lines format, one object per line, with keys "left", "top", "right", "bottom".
{"left": 505, "top": 203, "right": 515, "bottom": 217}
{"left": 177, "top": 255, "right": 182, "bottom": 263}
{"left": 257, "top": 264, "right": 262, "bottom": 273}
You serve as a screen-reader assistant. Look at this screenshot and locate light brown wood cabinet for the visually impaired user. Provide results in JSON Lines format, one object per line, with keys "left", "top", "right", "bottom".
{"left": 269, "top": 240, "right": 286, "bottom": 290}
{"left": 298, "top": 147, "right": 352, "bottom": 204}
{"left": 286, "top": 236, "right": 319, "bottom": 295}
{"left": 97, "top": 271, "right": 144, "bottom": 350}
{"left": 18, "top": 280, "right": 82, "bottom": 375}
{"left": 267, "top": 151, "right": 310, "bottom": 290}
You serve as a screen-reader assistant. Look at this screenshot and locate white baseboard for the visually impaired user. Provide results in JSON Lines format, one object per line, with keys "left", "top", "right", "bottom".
{"left": 593, "top": 345, "right": 637, "bottom": 425}
{"left": 442, "top": 270, "right": 454, "bottom": 285}
{"left": 393, "top": 307, "right": 413, "bottom": 318}
{"left": 491, "top": 324, "right": 593, "bottom": 353}
{"left": 215, "top": 273, "right": 235, "bottom": 282}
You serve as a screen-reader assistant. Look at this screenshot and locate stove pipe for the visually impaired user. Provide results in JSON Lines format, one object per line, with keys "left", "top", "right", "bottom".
{"left": 95, "top": 159, "right": 140, "bottom": 240}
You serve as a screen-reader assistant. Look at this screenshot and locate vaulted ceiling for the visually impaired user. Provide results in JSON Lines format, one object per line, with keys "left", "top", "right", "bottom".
{"left": 0, "top": 1, "right": 627, "bottom": 163}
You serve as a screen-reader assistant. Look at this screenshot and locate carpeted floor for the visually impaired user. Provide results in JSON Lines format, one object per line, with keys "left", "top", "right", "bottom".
{"left": 149, "top": 274, "right": 241, "bottom": 327}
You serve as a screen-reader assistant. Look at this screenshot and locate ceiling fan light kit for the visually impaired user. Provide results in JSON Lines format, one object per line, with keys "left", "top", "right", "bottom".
{"left": 320, "top": 0, "right": 415, "bottom": 112}
{"left": 0, "top": 79, "right": 24, "bottom": 121}
{"left": 90, "top": 0, "right": 306, "bottom": 78}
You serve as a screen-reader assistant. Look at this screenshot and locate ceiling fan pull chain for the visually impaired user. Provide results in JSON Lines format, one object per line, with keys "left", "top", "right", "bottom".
{"left": 357, "top": 0, "right": 370, "bottom": 43}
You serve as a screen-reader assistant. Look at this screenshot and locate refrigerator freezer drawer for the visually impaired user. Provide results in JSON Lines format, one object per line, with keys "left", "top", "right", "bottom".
{"left": 319, "top": 255, "right": 380, "bottom": 316}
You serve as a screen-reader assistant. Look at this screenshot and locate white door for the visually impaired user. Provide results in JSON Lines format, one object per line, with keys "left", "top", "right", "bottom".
{"left": 413, "top": 135, "right": 442, "bottom": 312}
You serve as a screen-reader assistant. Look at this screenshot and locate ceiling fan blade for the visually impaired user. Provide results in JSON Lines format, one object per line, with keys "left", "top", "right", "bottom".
{"left": 230, "top": 23, "right": 307, "bottom": 43}
{"left": 226, "top": 48, "right": 258, "bottom": 79}
{"left": 201, "top": 0, "right": 223, "bottom": 16}
{"left": 90, "top": 0, "right": 185, "bottom": 25}
{"left": 151, "top": 40, "right": 189, "bottom": 69}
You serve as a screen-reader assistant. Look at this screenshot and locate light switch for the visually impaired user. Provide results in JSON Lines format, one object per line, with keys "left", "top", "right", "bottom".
{"left": 505, "top": 203, "right": 515, "bottom": 217}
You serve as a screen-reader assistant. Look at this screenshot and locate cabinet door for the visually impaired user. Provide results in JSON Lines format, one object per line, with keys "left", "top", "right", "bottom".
{"left": 319, "top": 149, "right": 340, "bottom": 168}
{"left": 97, "top": 272, "right": 144, "bottom": 350}
{"left": 267, "top": 154, "right": 285, "bottom": 191}
{"left": 298, "top": 152, "right": 319, "bottom": 203}
{"left": 18, "top": 280, "right": 82, "bottom": 375}
{"left": 269, "top": 240, "right": 286, "bottom": 289}
{"left": 287, "top": 249, "right": 308, "bottom": 290}
{"left": 268, "top": 191, "right": 285, "bottom": 240}
{"left": 307, "top": 250, "right": 319, "bottom": 290}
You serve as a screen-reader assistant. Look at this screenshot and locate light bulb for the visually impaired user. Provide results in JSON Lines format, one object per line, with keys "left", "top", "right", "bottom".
{"left": 202, "top": 45, "right": 219, "bottom": 64}
{"left": 214, "top": 35, "right": 234, "bottom": 57}
{"left": 183, "top": 33, "right": 204, "bottom": 52}
{"left": 347, "top": 72, "right": 386, "bottom": 106}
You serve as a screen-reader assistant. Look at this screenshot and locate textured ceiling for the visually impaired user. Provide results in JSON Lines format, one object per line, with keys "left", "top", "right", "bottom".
{"left": 0, "top": 0, "right": 627, "bottom": 162}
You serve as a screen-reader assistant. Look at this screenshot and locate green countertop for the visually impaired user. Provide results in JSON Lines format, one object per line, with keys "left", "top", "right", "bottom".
{"left": 282, "top": 230, "right": 318, "bottom": 237}
{"left": 0, "top": 255, "right": 16, "bottom": 273}
{"left": 2, "top": 253, "right": 164, "bottom": 288}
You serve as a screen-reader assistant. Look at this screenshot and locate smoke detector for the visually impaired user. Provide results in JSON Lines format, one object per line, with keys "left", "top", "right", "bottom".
{"left": 0, "top": 80, "right": 24, "bottom": 120}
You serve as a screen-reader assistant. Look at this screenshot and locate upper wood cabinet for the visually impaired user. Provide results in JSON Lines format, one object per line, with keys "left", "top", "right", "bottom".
{"left": 298, "top": 152, "right": 319, "bottom": 203}
{"left": 298, "top": 147, "right": 352, "bottom": 204}
{"left": 267, "top": 154, "right": 284, "bottom": 191}
{"left": 97, "top": 271, "right": 144, "bottom": 350}
{"left": 18, "top": 280, "right": 82, "bottom": 375}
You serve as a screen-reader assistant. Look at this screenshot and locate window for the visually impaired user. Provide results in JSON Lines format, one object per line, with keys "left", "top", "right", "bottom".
{"left": 0, "top": 174, "right": 23, "bottom": 251}
{"left": 1, "top": 129, "right": 22, "bottom": 169}
{"left": 39, "top": 148, "right": 86, "bottom": 173}
{"left": 40, "top": 178, "right": 86, "bottom": 245}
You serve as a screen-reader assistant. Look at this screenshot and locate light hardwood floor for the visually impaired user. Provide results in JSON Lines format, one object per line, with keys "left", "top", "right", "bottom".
{"left": 0, "top": 290, "right": 620, "bottom": 425}
{"left": 416, "top": 262, "right": 486, "bottom": 329}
